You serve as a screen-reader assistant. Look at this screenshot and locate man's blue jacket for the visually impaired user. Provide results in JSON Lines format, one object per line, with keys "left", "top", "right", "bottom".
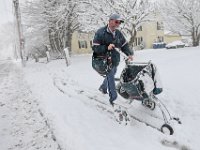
{"left": 92, "top": 25, "right": 133, "bottom": 66}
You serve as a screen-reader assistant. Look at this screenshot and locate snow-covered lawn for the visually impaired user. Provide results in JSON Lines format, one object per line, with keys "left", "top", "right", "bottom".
{"left": 22, "top": 47, "right": 200, "bottom": 150}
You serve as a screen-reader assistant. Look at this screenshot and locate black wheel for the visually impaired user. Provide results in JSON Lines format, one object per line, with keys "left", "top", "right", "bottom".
{"left": 116, "top": 84, "right": 129, "bottom": 99}
{"left": 149, "top": 101, "right": 156, "bottom": 110}
{"left": 142, "top": 99, "right": 156, "bottom": 110}
{"left": 161, "top": 124, "right": 174, "bottom": 135}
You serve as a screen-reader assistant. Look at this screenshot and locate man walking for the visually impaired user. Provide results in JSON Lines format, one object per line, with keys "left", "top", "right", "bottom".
{"left": 92, "top": 14, "right": 134, "bottom": 106}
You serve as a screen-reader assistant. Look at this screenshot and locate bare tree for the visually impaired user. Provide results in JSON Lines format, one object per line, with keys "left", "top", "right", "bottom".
{"left": 22, "top": 0, "right": 51, "bottom": 56}
{"left": 80, "top": 0, "right": 153, "bottom": 49}
{"left": 160, "top": 0, "right": 200, "bottom": 46}
{"left": 22, "top": 0, "right": 154, "bottom": 56}
{"left": 22, "top": 0, "right": 82, "bottom": 58}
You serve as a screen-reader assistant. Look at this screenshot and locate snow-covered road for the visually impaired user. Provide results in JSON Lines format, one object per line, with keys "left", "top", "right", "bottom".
{"left": 0, "top": 61, "right": 61, "bottom": 150}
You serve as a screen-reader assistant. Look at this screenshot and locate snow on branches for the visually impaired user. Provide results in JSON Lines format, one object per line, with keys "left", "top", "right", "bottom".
{"left": 160, "top": 0, "right": 200, "bottom": 46}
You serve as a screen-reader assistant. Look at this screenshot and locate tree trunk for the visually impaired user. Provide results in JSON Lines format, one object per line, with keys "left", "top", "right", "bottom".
{"left": 192, "top": 35, "right": 199, "bottom": 46}
{"left": 192, "top": 27, "right": 200, "bottom": 47}
{"left": 64, "top": 31, "right": 72, "bottom": 53}
{"left": 197, "top": 33, "right": 200, "bottom": 46}
{"left": 66, "top": 0, "right": 73, "bottom": 54}
{"left": 128, "top": 28, "right": 137, "bottom": 50}
{"left": 48, "top": 29, "right": 57, "bottom": 53}
{"left": 54, "top": 32, "right": 62, "bottom": 53}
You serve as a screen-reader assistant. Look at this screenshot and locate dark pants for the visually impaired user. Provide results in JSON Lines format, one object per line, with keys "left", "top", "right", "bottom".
{"left": 100, "top": 67, "right": 117, "bottom": 103}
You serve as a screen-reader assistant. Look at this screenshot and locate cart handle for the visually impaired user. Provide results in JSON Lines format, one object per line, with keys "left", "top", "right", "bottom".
{"left": 115, "top": 48, "right": 129, "bottom": 60}
{"left": 115, "top": 48, "right": 152, "bottom": 65}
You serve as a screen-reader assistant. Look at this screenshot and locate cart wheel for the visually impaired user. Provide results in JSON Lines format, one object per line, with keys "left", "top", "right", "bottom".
{"left": 117, "top": 85, "right": 129, "bottom": 99}
{"left": 161, "top": 124, "right": 174, "bottom": 135}
{"left": 149, "top": 101, "right": 156, "bottom": 110}
{"left": 142, "top": 100, "right": 156, "bottom": 110}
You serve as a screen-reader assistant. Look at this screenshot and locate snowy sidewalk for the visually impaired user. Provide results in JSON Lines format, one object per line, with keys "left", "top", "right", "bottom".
{"left": 0, "top": 61, "right": 61, "bottom": 150}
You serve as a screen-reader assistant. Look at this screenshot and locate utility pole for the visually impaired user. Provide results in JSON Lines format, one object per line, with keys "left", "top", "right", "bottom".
{"left": 13, "top": 0, "right": 25, "bottom": 66}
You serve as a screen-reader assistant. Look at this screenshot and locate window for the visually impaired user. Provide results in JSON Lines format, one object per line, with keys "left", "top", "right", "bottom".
{"left": 138, "top": 37, "right": 143, "bottom": 45}
{"left": 135, "top": 38, "right": 137, "bottom": 46}
{"left": 141, "top": 37, "right": 143, "bottom": 43}
{"left": 157, "top": 36, "right": 164, "bottom": 42}
{"left": 78, "top": 41, "right": 87, "bottom": 49}
{"left": 90, "top": 40, "right": 93, "bottom": 48}
{"left": 135, "top": 37, "right": 143, "bottom": 46}
{"left": 137, "top": 26, "right": 142, "bottom": 31}
{"left": 157, "top": 22, "right": 163, "bottom": 30}
{"left": 138, "top": 38, "right": 141, "bottom": 45}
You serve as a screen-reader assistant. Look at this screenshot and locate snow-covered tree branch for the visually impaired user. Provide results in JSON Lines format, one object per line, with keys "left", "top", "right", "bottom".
{"left": 21, "top": 0, "right": 154, "bottom": 56}
{"left": 80, "top": 0, "right": 153, "bottom": 49}
{"left": 159, "top": 0, "right": 200, "bottom": 46}
{"left": 22, "top": 0, "right": 83, "bottom": 57}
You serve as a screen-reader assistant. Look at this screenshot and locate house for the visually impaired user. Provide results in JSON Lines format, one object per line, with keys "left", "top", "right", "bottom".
{"left": 71, "top": 31, "right": 94, "bottom": 54}
{"left": 164, "top": 31, "right": 182, "bottom": 44}
{"left": 134, "top": 14, "right": 181, "bottom": 50}
{"left": 71, "top": 14, "right": 182, "bottom": 54}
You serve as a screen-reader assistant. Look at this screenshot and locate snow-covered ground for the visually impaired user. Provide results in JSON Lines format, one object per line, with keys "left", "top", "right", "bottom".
{"left": 0, "top": 61, "right": 61, "bottom": 150}
{"left": 1, "top": 47, "right": 200, "bottom": 150}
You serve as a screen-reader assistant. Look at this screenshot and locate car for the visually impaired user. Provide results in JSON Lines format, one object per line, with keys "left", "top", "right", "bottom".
{"left": 153, "top": 42, "right": 166, "bottom": 49}
{"left": 182, "top": 38, "right": 193, "bottom": 47}
{"left": 165, "top": 40, "right": 185, "bottom": 49}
